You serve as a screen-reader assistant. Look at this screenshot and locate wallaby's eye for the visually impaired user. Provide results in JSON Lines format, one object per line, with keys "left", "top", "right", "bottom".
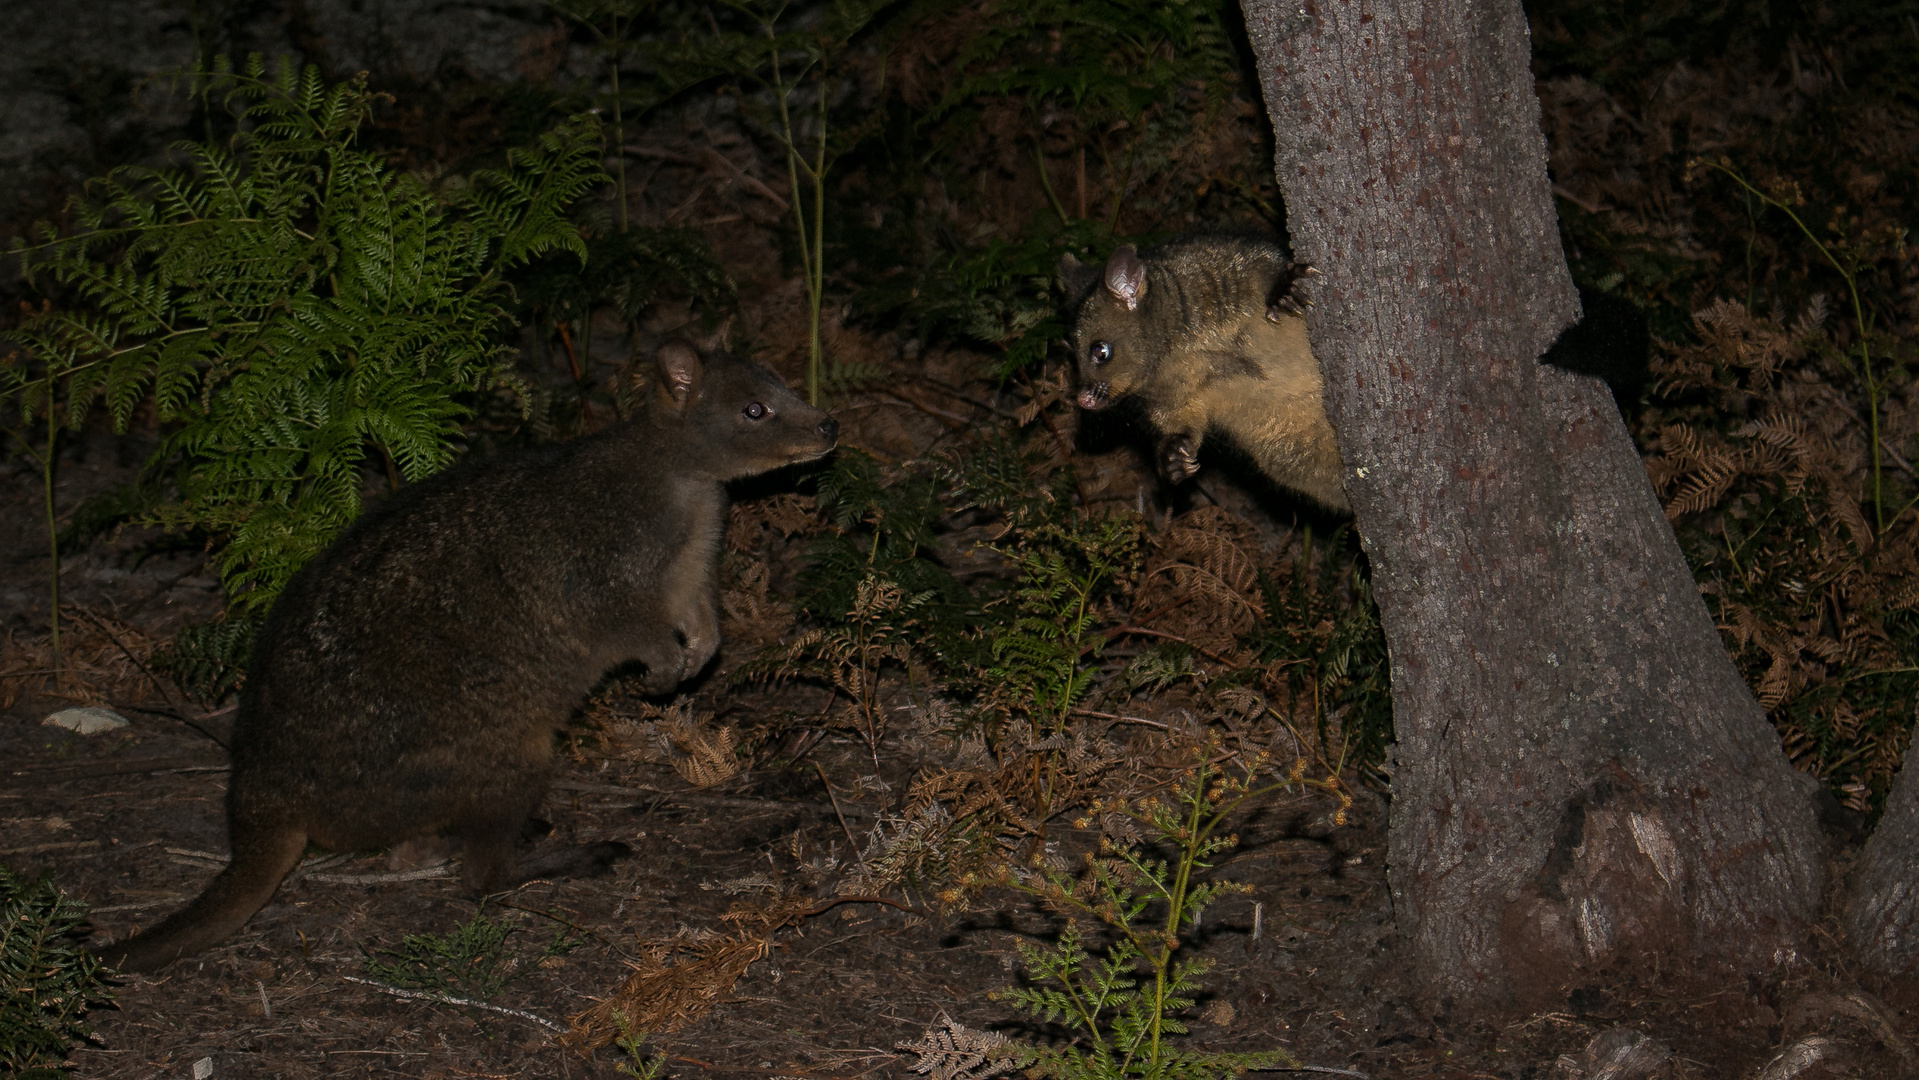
{"left": 1090, "top": 341, "right": 1113, "bottom": 366}
{"left": 742, "top": 402, "right": 768, "bottom": 420}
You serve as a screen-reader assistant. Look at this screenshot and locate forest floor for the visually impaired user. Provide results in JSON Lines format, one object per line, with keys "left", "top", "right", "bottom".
{"left": 3, "top": 326, "right": 1912, "bottom": 1080}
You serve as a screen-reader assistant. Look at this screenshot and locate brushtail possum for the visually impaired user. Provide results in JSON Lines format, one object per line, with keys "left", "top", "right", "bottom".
{"left": 1061, "top": 235, "right": 1649, "bottom": 511}
{"left": 96, "top": 342, "right": 838, "bottom": 973}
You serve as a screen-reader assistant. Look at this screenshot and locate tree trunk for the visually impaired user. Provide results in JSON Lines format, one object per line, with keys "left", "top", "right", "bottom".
{"left": 1845, "top": 754, "right": 1919, "bottom": 978}
{"left": 1240, "top": 0, "right": 1827, "bottom": 1007}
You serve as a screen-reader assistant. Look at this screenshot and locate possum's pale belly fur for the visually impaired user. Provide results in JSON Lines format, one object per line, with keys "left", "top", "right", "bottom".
{"left": 1153, "top": 312, "right": 1347, "bottom": 510}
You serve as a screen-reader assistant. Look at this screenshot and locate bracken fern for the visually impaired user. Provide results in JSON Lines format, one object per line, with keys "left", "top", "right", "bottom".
{"left": 4, "top": 56, "right": 603, "bottom": 612}
{"left": 0, "top": 869, "right": 114, "bottom": 1080}
{"left": 975, "top": 754, "right": 1320, "bottom": 1080}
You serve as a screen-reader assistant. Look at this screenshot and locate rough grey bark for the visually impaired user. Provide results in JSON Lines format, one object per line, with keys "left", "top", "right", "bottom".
{"left": 1239, "top": 0, "right": 1827, "bottom": 1005}
{"left": 1845, "top": 754, "right": 1919, "bottom": 975}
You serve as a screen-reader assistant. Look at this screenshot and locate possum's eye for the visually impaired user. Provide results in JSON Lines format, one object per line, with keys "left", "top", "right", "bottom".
{"left": 1089, "top": 341, "right": 1113, "bottom": 366}
{"left": 742, "top": 402, "right": 768, "bottom": 420}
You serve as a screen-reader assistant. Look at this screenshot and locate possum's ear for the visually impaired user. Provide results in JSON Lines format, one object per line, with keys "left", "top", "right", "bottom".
{"left": 657, "top": 341, "right": 704, "bottom": 409}
{"left": 1059, "top": 253, "right": 1099, "bottom": 297}
{"left": 1103, "top": 246, "right": 1146, "bottom": 311}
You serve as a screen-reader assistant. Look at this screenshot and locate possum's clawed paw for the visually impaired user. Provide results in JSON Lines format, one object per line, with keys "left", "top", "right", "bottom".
{"left": 1159, "top": 433, "right": 1202, "bottom": 482}
{"left": 1266, "top": 261, "right": 1318, "bottom": 321}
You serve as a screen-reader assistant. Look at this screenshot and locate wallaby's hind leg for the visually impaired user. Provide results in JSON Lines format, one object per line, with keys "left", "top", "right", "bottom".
{"left": 457, "top": 818, "right": 530, "bottom": 894}
{"left": 457, "top": 818, "right": 632, "bottom": 894}
{"left": 517, "top": 840, "right": 633, "bottom": 882}
{"left": 95, "top": 819, "right": 308, "bottom": 974}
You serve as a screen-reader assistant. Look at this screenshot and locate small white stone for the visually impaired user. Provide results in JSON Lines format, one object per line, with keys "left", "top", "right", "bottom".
{"left": 193, "top": 1058, "right": 214, "bottom": 1079}
{"left": 42, "top": 706, "right": 130, "bottom": 735}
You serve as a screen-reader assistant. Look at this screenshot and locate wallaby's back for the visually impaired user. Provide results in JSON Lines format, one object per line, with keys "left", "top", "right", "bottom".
{"left": 98, "top": 343, "right": 838, "bottom": 972}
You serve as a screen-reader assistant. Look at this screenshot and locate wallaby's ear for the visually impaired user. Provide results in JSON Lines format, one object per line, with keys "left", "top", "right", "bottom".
{"left": 1059, "top": 253, "right": 1099, "bottom": 298}
{"left": 657, "top": 341, "right": 703, "bottom": 409}
{"left": 1103, "top": 246, "right": 1146, "bottom": 311}
{"left": 686, "top": 316, "right": 734, "bottom": 355}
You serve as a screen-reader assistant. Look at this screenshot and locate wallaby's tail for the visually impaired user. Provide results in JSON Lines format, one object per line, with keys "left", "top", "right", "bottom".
{"left": 94, "top": 822, "right": 308, "bottom": 974}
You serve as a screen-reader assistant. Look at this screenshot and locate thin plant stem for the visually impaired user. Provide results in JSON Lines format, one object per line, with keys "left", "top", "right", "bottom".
{"left": 1105, "top": 130, "right": 1143, "bottom": 238}
{"left": 1743, "top": 186, "right": 1759, "bottom": 311}
{"left": 41, "top": 367, "right": 62, "bottom": 673}
{"left": 551, "top": 2, "right": 640, "bottom": 229}
{"left": 762, "top": 12, "right": 825, "bottom": 405}
{"left": 810, "top": 74, "right": 827, "bottom": 402}
{"left": 723, "top": 0, "right": 876, "bottom": 405}
{"left": 610, "top": 13, "right": 628, "bottom": 231}
{"left": 1838, "top": 664, "right": 1919, "bottom": 684}
{"left": 1034, "top": 142, "right": 1071, "bottom": 227}
{"left": 1701, "top": 161, "right": 1887, "bottom": 533}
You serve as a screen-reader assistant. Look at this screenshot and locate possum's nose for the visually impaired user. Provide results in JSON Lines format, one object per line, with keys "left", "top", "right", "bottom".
{"left": 818, "top": 416, "right": 839, "bottom": 444}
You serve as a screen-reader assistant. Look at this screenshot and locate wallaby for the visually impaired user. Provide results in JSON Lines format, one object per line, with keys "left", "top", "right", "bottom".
{"left": 96, "top": 342, "right": 838, "bottom": 973}
{"left": 1061, "top": 235, "right": 1649, "bottom": 510}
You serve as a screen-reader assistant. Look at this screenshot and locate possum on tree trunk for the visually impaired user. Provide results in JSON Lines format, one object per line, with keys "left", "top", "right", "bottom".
{"left": 1062, "top": 235, "right": 1648, "bottom": 510}
{"left": 94, "top": 341, "right": 838, "bottom": 974}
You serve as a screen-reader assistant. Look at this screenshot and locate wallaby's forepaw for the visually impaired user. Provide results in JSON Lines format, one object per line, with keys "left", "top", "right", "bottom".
{"left": 1266, "top": 262, "right": 1320, "bottom": 322}
{"left": 639, "top": 666, "right": 682, "bottom": 696}
{"left": 679, "top": 619, "right": 719, "bottom": 685}
{"left": 636, "top": 635, "right": 688, "bottom": 695}
{"left": 1159, "top": 433, "right": 1202, "bottom": 483}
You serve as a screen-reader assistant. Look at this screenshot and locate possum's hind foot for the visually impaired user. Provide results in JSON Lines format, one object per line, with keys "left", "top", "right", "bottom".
{"left": 1265, "top": 262, "right": 1321, "bottom": 321}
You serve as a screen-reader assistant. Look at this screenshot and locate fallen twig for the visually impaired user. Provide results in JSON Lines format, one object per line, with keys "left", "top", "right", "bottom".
{"left": 550, "top": 778, "right": 872, "bottom": 817}
{"left": 341, "top": 975, "right": 566, "bottom": 1033}
{"left": 306, "top": 864, "right": 453, "bottom": 885}
{"left": 814, "top": 763, "right": 871, "bottom": 876}
{"left": 7, "top": 756, "right": 226, "bottom": 781}
{"left": 0, "top": 839, "right": 102, "bottom": 856}
{"left": 1069, "top": 707, "right": 1170, "bottom": 730}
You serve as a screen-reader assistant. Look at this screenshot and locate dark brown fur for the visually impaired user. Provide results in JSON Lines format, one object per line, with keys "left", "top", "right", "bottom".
{"left": 97, "top": 343, "right": 837, "bottom": 973}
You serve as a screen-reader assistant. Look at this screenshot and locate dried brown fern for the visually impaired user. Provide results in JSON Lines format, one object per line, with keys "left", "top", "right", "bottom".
{"left": 570, "top": 696, "right": 743, "bottom": 787}
{"left": 726, "top": 493, "right": 820, "bottom": 554}
{"left": 897, "top": 1014, "right": 1023, "bottom": 1080}
{"left": 1130, "top": 506, "right": 1268, "bottom": 661}
{"left": 1641, "top": 300, "right": 1919, "bottom": 809}
{"left": 569, "top": 897, "right": 868, "bottom": 1047}
{"left": 568, "top": 932, "right": 771, "bottom": 1044}
{"left": 0, "top": 607, "right": 166, "bottom": 712}
{"left": 719, "top": 558, "right": 795, "bottom": 649}
{"left": 740, "top": 573, "right": 932, "bottom": 762}
{"left": 656, "top": 712, "right": 744, "bottom": 788}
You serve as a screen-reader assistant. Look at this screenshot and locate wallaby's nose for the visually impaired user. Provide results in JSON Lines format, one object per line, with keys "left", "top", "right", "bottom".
{"left": 818, "top": 416, "right": 839, "bottom": 444}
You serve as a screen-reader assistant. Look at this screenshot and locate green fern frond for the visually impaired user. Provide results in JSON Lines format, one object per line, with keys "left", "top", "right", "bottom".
{"left": 4, "top": 58, "right": 604, "bottom": 614}
{"left": 0, "top": 869, "right": 116, "bottom": 1077}
{"left": 988, "top": 758, "right": 1304, "bottom": 1080}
